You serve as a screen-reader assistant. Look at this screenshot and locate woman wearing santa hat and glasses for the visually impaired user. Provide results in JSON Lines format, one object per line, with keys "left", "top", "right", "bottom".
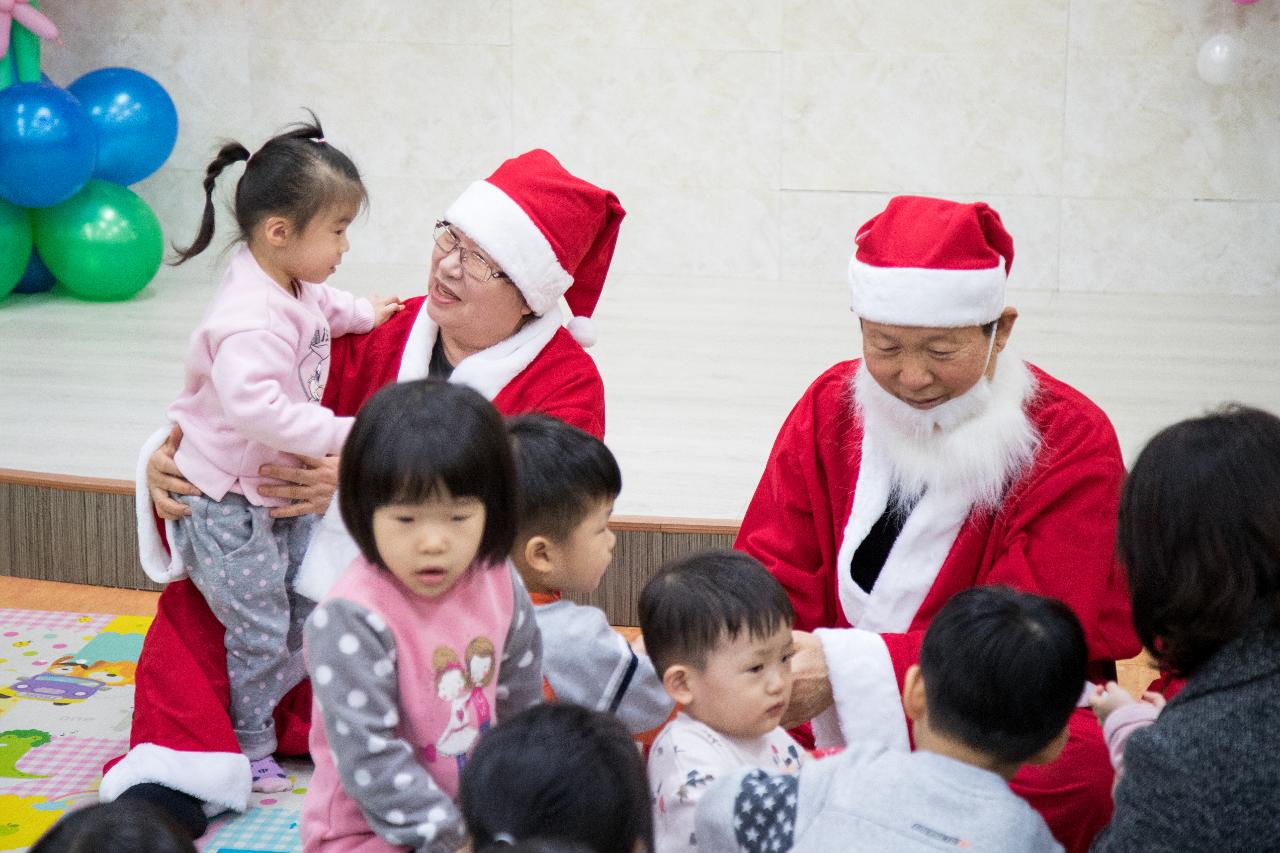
{"left": 736, "top": 195, "right": 1140, "bottom": 853}
{"left": 103, "top": 150, "right": 625, "bottom": 835}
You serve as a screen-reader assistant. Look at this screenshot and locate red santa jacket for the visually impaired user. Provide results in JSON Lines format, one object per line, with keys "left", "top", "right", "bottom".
{"left": 736, "top": 357, "right": 1139, "bottom": 748}
{"left": 105, "top": 298, "right": 604, "bottom": 814}
{"left": 736, "top": 358, "right": 1140, "bottom": 853}
{"left": 738, "top": 357, "right": 1138, "bottom": 670}
{"left": 324, "top": 296, "right": 604, "bottom": 434}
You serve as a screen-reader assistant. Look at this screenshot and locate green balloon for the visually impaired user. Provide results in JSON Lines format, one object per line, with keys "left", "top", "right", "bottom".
{"left": 0, "top": 198, "right": 34, "bottom": 298}
{"left": 32, "top": 179, "right": 164, "bottom": 301}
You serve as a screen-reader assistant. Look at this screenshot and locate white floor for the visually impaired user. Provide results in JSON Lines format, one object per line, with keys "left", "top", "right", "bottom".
{"left": 2, "top": 263, "right": 1278, "bottom": 519}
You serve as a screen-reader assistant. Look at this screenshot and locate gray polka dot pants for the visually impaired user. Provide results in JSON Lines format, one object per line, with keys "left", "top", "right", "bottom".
{"left": 174, "top": 492, "right": 315, "bottom": 759}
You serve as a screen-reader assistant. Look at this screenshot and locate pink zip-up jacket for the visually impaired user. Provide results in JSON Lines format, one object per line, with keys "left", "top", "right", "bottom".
{"left": 167, "top": 245, "right": 374, "bottom": 507}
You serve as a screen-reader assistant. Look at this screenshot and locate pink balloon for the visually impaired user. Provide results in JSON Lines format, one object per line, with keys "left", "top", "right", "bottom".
{"left": 0, "top": 0, "right": 61, "bottom": 60}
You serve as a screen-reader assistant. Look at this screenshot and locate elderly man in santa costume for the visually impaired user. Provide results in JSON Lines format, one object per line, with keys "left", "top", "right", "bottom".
{"left": 100, "top": 149, "right": 624, "bottom": 835}
{"left": 736, "top": 196, "right": 1140, "bottom": 852}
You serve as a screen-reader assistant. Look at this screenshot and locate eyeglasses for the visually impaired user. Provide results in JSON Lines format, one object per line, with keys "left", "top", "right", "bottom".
{"left": 433, "top": 220, "right": 510, "bottom": 283}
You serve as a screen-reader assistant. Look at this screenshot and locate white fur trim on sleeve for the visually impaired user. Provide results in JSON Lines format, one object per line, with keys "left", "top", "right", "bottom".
{"left": 849, "top": 257, "right": 1005, "bottom": 327}
{"left": 445, "top": 180, "right": 572, "bottom": 316}
{"left": 294, "top": 500, "right": 358, "bottom": 602}
{"left": 813, "top": 627, "right": 911, "bottom": 752}
{"left": 98, "top": 743, "right": 250, "bottom": 814}
{"left": 135, "top": 427, "right": 187, "bottom": 584}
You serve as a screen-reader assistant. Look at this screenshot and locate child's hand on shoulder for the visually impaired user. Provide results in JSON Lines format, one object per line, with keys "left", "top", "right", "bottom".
{"left": 1088, "top": 680, "right": 1142, "bottom": 724}
{"left": 370, "top": 294, "right": 405, "bottom": 327}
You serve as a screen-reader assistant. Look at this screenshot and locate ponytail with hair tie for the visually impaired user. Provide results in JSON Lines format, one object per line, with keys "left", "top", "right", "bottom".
{"left": 169, "top": 109, "right": 366, "bottom": 268}
{"left": 170, "top": 140, "right": 251, "bottom": 265}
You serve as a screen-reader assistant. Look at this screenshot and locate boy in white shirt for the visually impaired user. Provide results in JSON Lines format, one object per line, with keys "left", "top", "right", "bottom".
{"left": 640, "top": 549, "right": 805, "bottom": 852}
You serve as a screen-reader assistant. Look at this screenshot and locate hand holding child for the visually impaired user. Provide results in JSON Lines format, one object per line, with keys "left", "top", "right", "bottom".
{"left": 369, "top": 294, "right": 404, "bottom": 327}
{"left": 147, "top": 425, "right": 200, "bottom": 520}
{"left": 1088, "top": 680, "right": 1166, "bottom": 726}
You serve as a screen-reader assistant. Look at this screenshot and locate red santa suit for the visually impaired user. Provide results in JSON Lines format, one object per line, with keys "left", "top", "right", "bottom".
{"left": 104, "top": 149, "right": 623, "bottom": 816}
{"left": 736, "top": 196, "right": 1141, "bottom": 853}
{"left": 737, "top": 356, "right": 1138, "bottom": 846}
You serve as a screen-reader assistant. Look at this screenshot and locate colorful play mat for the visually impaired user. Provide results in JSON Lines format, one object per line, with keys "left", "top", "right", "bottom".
{"left": 0, "top": 607, "right": 311, "bottom": 852}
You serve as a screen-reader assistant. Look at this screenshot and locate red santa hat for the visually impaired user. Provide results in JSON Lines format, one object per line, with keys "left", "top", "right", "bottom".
{"left": 848, "top": 196, "right": 1014, "bottom": 327}
{"left": 444, "top": 149, "right": 625, "bottom": 347}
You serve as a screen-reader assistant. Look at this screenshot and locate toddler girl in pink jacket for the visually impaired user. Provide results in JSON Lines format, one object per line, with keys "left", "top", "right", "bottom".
{"left": 163, "top": 113, "right": 401, "bottom": 791}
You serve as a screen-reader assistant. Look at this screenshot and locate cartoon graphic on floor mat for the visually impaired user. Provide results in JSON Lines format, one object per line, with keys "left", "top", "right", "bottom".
{"left": 0, "top": 730, "right": 51, "bottom": 779}
{"left": 0, "top": 609, "right": 316, "bottom": 852}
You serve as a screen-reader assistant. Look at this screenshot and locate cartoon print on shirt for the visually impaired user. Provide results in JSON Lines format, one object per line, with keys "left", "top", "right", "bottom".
{"left": 430, "top": 646, "right": 479, "bottom": 773}
{"left": 676, "top": 768, "right": 715, "bottom": 803}
{"left": 297, "top": 326, "right": 331, "bottom": 401}
{"left": 464, "top": 637, "right": 496, "bottom": 735}
{"left": 770, "top": 741, "right": 802, "bottom": 772}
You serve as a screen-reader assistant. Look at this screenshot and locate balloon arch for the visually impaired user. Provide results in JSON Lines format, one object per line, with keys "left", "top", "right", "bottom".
{"left": 0, "top": 1, "right": 177, "bottom": 301}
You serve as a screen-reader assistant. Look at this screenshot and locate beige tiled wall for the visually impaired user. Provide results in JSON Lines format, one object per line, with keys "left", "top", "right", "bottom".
{"left": 7, "top": 0, "right": 1277, "bottom": 518}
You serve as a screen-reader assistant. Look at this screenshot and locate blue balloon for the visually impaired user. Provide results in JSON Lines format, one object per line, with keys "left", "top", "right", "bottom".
{"left": 0, "top": 83, "right": 97, "bottom": 208}
{"left": 69, "top": 67, "right": 178, "bottom": 186}
{"left": 14, "top": 248, "right": 56, "bottom": 294}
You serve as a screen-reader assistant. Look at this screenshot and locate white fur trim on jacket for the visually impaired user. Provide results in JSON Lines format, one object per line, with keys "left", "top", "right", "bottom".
{"left": 296, "top": 306, "right": 566, "bottom": 602}
{"left": 849, "top": 257, "right": 1005, "bottom": 327}
{"left": 445, "top": 180, "right": 572, "bottom": 317}
{"left": 135, "top": 427, "right": 187, "bottom": 584}
{"left": 99, "top": 743, "right": 251, "bottom": 815}
{"left": 398, "top": 301, "right": 564, "bottom": 397}
{"left": 833, "top": 432, "right": 974, "bottom": 633}
{"left": 813, "top": 627, "right": 911, "bottom": 751}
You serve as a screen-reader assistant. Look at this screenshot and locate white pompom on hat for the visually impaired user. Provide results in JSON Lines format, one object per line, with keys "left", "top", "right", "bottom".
{"left": 848, "top": 195, "right": 1015, "bottom": 328}
{"left": 445, "top": 149, "right": 626, "bottom": 347}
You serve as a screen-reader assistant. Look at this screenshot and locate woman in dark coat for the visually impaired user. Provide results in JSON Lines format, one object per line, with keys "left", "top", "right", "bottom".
{"left": 1091, "top": 405, "right": 1280, "bottom": 852}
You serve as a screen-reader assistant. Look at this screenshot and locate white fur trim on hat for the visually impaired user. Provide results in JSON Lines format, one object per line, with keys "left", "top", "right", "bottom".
{"left": 445, "top": 180, "right": 573, "bottom": 316}
{"left": 99, "top": 743, "right": 251, "bottom": 814}
{"left": 849, "top": 257, "right": 1005, "bottom": 327}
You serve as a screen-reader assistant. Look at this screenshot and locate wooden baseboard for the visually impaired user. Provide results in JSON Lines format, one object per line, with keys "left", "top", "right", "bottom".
{"left": 0, "top": 469, "right": 740, "bottom": 625}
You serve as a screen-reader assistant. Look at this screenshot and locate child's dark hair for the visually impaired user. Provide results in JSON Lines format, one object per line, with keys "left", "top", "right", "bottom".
{"left": 507, "top": 414, "right": 621, "bottom": 542}
{"left": 29, "top": 800, "right": 197, "bottom": 853}
{"left": 460, "top": 703, "right": 653, "bottom": 853}
{"left": 639, "top": 549, "right": 794, "bottom": 678}
{"left": 339, "top": 380, "right": 517, "bottom": 569}
{"left": 171, "top": 109, "right": 367, "bottom": 264}
{"left": 1119, "top": 404, "right": 1280, "bottom": 676}
{"left": 478, "top": 841, "right": 596, "bottom": 853}
{"left": 920, "top": 585, "right": 1086, "bottom": 765}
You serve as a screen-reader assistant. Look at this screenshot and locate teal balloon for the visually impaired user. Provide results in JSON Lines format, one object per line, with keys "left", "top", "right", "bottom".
{"left": 0, "top": 198, "right": 34, "bottom": 298}
{"left": 32, "top": 179, "right": 164, "bottom": 301}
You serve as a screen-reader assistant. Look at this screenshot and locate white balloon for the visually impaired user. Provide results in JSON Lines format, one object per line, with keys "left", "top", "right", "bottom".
{"left": 1197, "top": 34, "right": 1245, "bottom": 86}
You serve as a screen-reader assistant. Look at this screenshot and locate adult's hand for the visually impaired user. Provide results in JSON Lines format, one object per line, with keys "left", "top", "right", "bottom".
{"left": 259, "top": 454, "right": 340, "bottom": 518}
{"left": 148, "top": 425, "right": 199, "bottom": 520}
{"left": 782, "top": 630, "right": 835, "bottom": 728}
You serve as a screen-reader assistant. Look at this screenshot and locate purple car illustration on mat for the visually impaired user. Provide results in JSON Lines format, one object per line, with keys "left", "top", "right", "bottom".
{"left": 0, "top": 673, "right": 106, "bottom": 704}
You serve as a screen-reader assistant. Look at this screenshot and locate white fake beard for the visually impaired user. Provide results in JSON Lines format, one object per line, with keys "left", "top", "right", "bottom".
{"left": 853, "top": 352, "right": 1041, "bottom": 513}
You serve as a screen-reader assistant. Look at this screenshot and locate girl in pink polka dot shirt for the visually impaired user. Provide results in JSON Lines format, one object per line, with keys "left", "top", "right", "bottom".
{"left": 301, "top": 381, "right": 542, "bottom": 852}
